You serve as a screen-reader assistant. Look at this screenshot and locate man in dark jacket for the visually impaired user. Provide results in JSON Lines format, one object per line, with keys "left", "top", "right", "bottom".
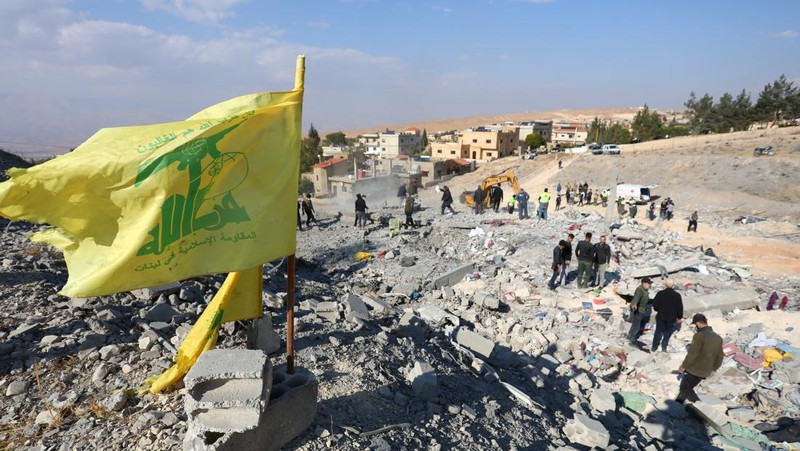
{"left": 678, "top": 314, "right": 724, "bottom": 404}
{"left": 403, "top": 195, "right": 415, "bottom": 228}
{"left": 473, "top": 185, "right": 485, "bottom": 215}
{"left": 559, "top": 233, "right": 574, "bottom": 286}
{"left": 355, "top": 194, "right": 368, "bottom": 228}
{"left": 651, "top": 279, "right": 683, "bottom": 352}
{"left": 592, "top": 235, "right": 612, "bottom": 287}
{"left": 441, "top": 186, "right": 455, "bottom": 215}
{"left": 627, "top": 277, "right": 652, "bottom": 345}
{"left": 302, "top": 194, "right": 316, "bottom": 227}
{"left": 548, "top": 240, "right": 566, "bottom": 290}
{"left": 516, "top": 189, "right": 530, "bottom": 219}
{"left": 489, "top": 184, "right": 503, "bottom": 212}
{"left": 575, "top": 232, "right": 594, "bottom": 288}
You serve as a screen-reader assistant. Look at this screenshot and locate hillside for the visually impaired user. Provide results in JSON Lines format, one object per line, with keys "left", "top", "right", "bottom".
{"left": 341, "top": 107, "right": 683, "bottom": 137}
{"left": 0, "top": 149, "right": 32, "bottom": 181}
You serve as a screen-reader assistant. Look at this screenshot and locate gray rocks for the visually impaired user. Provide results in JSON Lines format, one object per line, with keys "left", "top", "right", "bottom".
{"left": 5, "top": 379, "right": 29, "bottom": 396}
{"left": 407, "top": 359, "right": 438, "bottom": 400}
{"left": 562, "top": 414, "right": 610, "bottom": 449}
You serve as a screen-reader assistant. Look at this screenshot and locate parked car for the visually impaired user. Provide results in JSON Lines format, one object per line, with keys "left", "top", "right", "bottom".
{"left": 523, "top": 151, "right": 538, "bottom": 160}
{"left": 590, "top": 143, "right": 603, "bottom": 155}
{"left": 753, "top": 146, "right": 775, "bottom": 156}
{"left": 602, "top": 144, "right": 621, "bottom": 155}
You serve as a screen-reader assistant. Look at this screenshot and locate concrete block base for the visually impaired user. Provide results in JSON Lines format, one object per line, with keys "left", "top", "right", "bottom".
{"left": 184, "top": 365, "right": 318, "bottom": 451}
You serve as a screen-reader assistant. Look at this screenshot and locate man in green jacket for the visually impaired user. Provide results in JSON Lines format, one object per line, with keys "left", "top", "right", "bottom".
{"left": 677, "top": 313, "right": 724, "bottom": 404}
{"left": 627, "top": 277, "right": 652, "bottom": 345}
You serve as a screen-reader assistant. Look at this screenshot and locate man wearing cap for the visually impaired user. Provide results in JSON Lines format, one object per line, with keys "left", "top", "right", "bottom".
{"left": 677, "top": 313, "right": 724, "bottom": 404}
{"left": 627, "top": 277, "right": 652, "bottom": 345}
{"left": 651, "top": 279, "right": 683, "bottom": 352}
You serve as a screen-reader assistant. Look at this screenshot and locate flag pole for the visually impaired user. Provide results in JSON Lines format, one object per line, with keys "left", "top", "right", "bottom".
{"left": 286, "top": 55, "right": 305, "bottom": 374}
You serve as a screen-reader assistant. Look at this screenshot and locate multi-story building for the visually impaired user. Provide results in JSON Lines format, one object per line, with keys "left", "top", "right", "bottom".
{"left": 374, "top": 128, "right": 422, "bottom": 157}
{"left": 430, "top": 127, "right": 517, "bottom": 161}
{"left": 518, "top": 120, "right": 553, "bottom": 144}
{"left": 552, "top": 122, "right": 588, "bottom": 146}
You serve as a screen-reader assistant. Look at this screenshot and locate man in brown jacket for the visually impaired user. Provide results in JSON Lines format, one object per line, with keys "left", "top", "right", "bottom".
{"left": 677, "top": 313, "right": 724, "bottom": 404}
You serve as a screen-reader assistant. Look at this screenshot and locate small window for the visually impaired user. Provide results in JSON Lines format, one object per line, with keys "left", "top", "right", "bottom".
{"left": 472, "top": 139, "right": 478, "bottom": 143}
{"left": 315, "top": 175, "right": 319, "bottom": 181}
{"left": 450, "top": 150, "right": 456, "bottom": 155}
{"left": 486, "top": 139, "right": 491, "bottom": 144}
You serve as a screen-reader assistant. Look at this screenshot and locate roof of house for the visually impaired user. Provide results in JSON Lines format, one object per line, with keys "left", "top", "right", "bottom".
{"left": 313, "top": 157, "right": 347, "bottom": 169}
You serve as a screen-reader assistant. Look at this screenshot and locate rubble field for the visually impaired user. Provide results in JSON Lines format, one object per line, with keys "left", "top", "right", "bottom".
{"left": 1, "top": 127, "right": 800, "bottom": 450}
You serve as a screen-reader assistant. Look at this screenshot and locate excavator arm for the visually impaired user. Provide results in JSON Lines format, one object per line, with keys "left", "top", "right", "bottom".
{"left": 460, "top": 169, "right": 522, "bottom": 207}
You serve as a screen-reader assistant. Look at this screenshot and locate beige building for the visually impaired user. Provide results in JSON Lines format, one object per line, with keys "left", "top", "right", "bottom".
{"left": 311, "top": 157, "right": 350, "bottom": 197}
{"left": 373, "top": 128, "right": 422, "bottom": 157}
{"left": 432, "top": 128, "right": 517, "bottom": 161}
{"left": 552, "top": 122, "right": 588, "bottom": 146}
{"left": 518, "top": 120, "right": 553, "bottom": 144}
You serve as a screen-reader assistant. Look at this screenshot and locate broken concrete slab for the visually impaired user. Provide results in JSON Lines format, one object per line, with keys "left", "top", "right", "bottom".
{"left": 612, "top": 229, "right": 643, "bottom": 241}
{"left": 629, "top": 258, "right": 704, "bottom": 279}
{"left": 454, "top": 327, "right": 495, "bottom": 360}
{"left": 416, "top": 305, "right": 459, "bottom": 327}
{"left": 590, "top": 389, "right": 616, "bottom": 413}
{"left": 562, "top": 413, "right": 609, "bottom": 449}
{"left": 473, "top": 291, "right": 500, "bottom": 310}
{"left": 342, "top": 293, "right": 370, "bottom": 322}
{"left": 433, "top": 263, "right": 475, "bottom": 289}
{"left": 132, "top": 282, "right": 181, "bottom": 299}
{"left": 683, "top": 289, "right": 760, "bottom": 316}
{"left": 397, "top": 311, "right": 428, "bottom": 343}
{"left": 407, "top": 359, "right": 438, "bottom": 400}
{"left": 246, "top": 316, "right": 281, "bottom": 355}
{"left": 361, "top": 295, "right": 394, "bottom": 314}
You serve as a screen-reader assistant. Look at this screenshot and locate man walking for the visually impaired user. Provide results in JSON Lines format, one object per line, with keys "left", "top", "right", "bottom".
{"left": 538, "top": 188, "right": 551, "bottom": 220}
{"left": 441, "top": 186, "right": 456, "bottom": 215}
{"left": 397, "top": 183, "right": 407, "bottom": 206}
{"left": 516, "top": 188, "right": 530, "bottom": 219}
{"left": 651, "top": 280, "right": 683, "bottom": 352}
{"left": 302, "top": 194, "right": 317, "bottom": 227}
{"left": 403, "top": 194, "right": 415, "bottom": 228}
{"left": 490, "top": 184, "right": 504, "bottom": 213}
{"left": 473, "top": 185, "right": 485, "bottom": 215}
{"left": 575, "top": 232, "right": 594, "bottom": 288}
{"left": 593, "top": 235, "right": 612, "bottom": 288}
{"left": 559, "top": 233, "right": 574, "bottom": 286}
{"left": 627, "top": 277, "right": 652, "bottom": 345}
{"left": 677, "top": 314, "right": 724, "bottom": 404}
{"left": 548, "top": 240, "right": 566, "bottom": 290}
{"left": 688, "top": 211, "right": 698, "bottom": 232}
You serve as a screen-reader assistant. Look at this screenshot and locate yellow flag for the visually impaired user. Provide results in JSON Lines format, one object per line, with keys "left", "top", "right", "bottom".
{"left": 222, "top": 264, "right": 264, "bottom": 323}
{"left": 144, "top": 271, "right": 240, "bottom": 393}
{"left": 0, "top": 88, "right": 302, "bottom": 297}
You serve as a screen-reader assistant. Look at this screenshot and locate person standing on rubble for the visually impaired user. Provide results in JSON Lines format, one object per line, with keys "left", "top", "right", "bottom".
{"left": 355, "top": 193, "right": 368, "bottom": 228}
{"left": 592, "top": 235, "right": 612, "bottom": 288}
{"left": 575, "top": 232, "right": 595, "bottom": 288}
{"left": 666, "top": 198, "right": 674, "bottom": 221}
{"left": 397, "top": 183, "right": 407, "bottom": 206}
{"left": 516, "top": 188, "right": 530, "bottom": 219}
{"left": 559, "top": 233, "right": 574, "bottom": 286}
{"left": 297, "top": 197, "right": 304, "bottom": 231}
{"left": 627, "top": 277, "right": 652, "bottom": 345}
{"left": 441, "top": 186, "right": 456, "bottom": 215}
{"left": 677, "top": 314, "right": 723, "bottom": 404}
{"left": 548, "top": 240, "right": 566, "bottom": 290}
{"left": 403, "top": 194, "right": 415, "bottom": 228}
{"left": 651, "top": 279, "right": 683, "bottom": 352}
{"left": 537, "top": 188, "right": 551, "bottom": 220}
{"left": 688, "top": 211, "right": 698, "bottom": 232}
{"left": 473, "top": 185, "right": 485, "bottom": 215}
{"left": 490, "top": 184, "right": 504, "bottom": 213}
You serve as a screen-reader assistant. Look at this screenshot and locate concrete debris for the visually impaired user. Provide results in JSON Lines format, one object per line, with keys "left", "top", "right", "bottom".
{"left": 563, "top": 414, "right": 610, "bottom": 449}
{"left": 454, "top": 327, "right": 495, "bottom": 360}
{"left": 407, "top": 359, "right": 438, "bottom": 400}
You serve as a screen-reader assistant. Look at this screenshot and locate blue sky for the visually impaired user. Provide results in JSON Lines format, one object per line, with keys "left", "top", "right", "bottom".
{"left": 0, "top": 0, "right": 798, "bottom": 154}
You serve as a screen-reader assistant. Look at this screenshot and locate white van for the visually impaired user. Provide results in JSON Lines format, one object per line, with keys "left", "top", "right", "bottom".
{"left": 616, "top": 183, "right": 656, "bottom": 202}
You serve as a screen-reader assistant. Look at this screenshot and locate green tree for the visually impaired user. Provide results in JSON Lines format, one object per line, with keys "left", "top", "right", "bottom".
{"left": 586, "top": 117, "right": 631, "bottom": 144}
{"left": 754, "top": 75, "right": 799, "bottom": 123}
{"left": 421, "top": 129, "right": 429, "bottom": 150}
{"left": 684, "top": 92, "right": 715, "bottom": 134}
{"left": 631, "top": 104, "right": 663, "bottom": 141}
{"left": 711, "top": 93, "right": 736, "bottom": 133}
{"left": 525, "top": 133, "right": 546, "bottom": 149}
{"left": 662, "top": 120, "right": 689, "bottom": 138}
{"left": 299, "top": 123, "right": 322, "bottom": 174}
{"left": 298, "top": 177, "right": 314, "bottom": 194}
{"left": 732, "top": 89, "right": 753, "bottom": 131}
{"left": 324, "top": 131, "right": 347, "bottom": 146}
{"left": 308, "top": 124, "right": 321, "bottom": 148}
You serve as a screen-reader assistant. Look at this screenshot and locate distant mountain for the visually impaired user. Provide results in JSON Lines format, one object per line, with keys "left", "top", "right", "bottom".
{"left": 0, "top": 148, "right": 33, "bottom": 181}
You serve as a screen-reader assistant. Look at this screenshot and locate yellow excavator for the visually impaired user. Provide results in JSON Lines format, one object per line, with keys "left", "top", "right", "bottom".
{"left": 459, "top": 169, "right": 521, "bottom": 207}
